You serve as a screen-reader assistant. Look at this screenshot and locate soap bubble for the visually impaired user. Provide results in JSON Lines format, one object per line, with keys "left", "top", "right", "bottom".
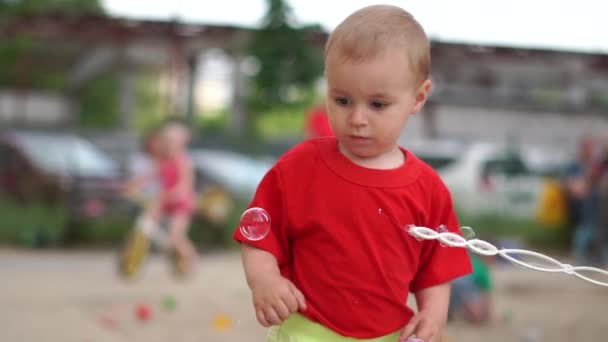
{"left": 239, "top": 207, "right": 271, "bottom": 241}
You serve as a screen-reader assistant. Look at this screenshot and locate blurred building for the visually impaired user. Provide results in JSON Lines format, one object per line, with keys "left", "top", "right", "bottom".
{"left": 1, "top": 14, "right": 607, "bottom": 151}
{"left": 405, "top": 42, "right": 608, "bottom": 149}
{"left": 0, "top": 14, "right": 255, "bottom": 132}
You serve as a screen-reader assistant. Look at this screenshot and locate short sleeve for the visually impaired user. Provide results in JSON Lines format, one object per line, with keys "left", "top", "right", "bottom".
{"left": 233, "top": 166, "right": 290, "bottom": 266}
{"left": 410, "top": 181, "right": 473, "bottom": 292}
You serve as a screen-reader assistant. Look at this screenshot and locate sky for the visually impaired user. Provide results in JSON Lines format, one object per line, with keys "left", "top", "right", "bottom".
{"left": 103, "top": 0, "right": 608, "bottom": 54}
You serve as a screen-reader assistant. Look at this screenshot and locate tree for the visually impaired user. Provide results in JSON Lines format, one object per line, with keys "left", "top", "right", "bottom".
{"left": 248, "top": 0, "right": 324, "bottom": 110}
{"left": 0, "top": 0, "right": 105, "bottom": 88}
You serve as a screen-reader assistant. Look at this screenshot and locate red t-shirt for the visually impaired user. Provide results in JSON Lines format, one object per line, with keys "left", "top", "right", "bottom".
{"left": 234, "top": 137, "right": 472, "bottom": 338}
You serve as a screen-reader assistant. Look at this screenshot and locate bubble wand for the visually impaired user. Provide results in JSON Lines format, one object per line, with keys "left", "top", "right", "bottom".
{"left": 406, "top": 225, "right": 608, "bottom": 287}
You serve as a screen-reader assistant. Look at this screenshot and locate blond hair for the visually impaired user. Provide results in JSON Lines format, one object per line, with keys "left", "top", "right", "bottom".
{"left": 325, "top": 5, "right": 430, "bottom": 85}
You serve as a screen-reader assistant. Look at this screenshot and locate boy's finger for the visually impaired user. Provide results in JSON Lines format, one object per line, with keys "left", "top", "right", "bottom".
{"left": 264, "top": 307, "right": 283, "bottom": 326}
{"left": 400, "top": 314, "right": 420, "bottom": 340}
{"left": 281, "top": 291, "right": 299, "bottom": 313}
{"left": 289, "top": 283, "right": 307, "bottom": 311}
{"left": 273, "top": 301, "right": 291, "bottom": 321}
{"left": 415, "top": 329, "right": 434, "bottom": 342}
{"left": 256, "top": 309, "right": 270, "bottom": 327}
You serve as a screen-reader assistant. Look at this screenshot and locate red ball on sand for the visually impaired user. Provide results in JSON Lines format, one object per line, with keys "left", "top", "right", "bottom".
{"left": 135, "top": 304, "right": 152, "bottom": 321}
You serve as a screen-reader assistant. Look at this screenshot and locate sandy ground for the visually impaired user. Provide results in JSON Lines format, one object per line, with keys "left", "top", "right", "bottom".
{"left": 1, "top": 248, "right": 607, "bottom": 342}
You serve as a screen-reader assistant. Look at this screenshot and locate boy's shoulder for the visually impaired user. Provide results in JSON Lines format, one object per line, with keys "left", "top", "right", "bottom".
{"left": 275, "top": 137, "right": 330, "bottom": 167}
{"left": 405, "top": 148, "right": 451, "bottom": 194}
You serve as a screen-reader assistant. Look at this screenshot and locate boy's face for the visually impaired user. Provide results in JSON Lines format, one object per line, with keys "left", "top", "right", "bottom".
{"left": 325, "top": 50, "right": 430, "bottom": 162}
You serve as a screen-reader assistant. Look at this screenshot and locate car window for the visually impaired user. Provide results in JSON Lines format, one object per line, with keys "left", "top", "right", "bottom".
{"left": 482, "top": 154, "right": 530, "bottom": 177}
{"left": 418, "top": 155, "right": 457, "bottom": 170}
{"left": 407, "top": 141, "right": 463, "bottom": 171}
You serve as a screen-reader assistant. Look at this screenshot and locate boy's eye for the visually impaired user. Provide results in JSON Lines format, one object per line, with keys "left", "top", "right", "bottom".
{"left": 335, "top": 97, "right": 351, "bottom": 106}
{"left": 370, "top": 101, "right": 387, "bottom": 109}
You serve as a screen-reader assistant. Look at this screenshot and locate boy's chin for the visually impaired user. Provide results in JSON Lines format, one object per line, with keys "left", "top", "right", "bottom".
{"left": 340, "top": 145, "right": 380, "bottom": 160}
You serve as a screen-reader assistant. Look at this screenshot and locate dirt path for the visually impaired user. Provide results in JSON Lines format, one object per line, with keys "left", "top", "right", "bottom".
{"left": 0, "top": 248, "right": 606, "bottom": 342}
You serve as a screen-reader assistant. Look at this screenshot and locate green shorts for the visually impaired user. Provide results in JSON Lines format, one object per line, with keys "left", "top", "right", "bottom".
{"left": 267, "top": 313, "right": 401, "bottom": 342}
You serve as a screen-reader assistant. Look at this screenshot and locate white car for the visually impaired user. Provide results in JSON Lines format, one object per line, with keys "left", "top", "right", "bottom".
{"left": 408, "top": 140, "right": 543, "bottom": 218}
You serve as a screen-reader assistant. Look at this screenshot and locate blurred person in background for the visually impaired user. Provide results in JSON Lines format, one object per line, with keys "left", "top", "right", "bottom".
{"left": 122, "top": 127, "right": 165, "bottom": 253}
{"left": 564, "top": 136, "right": 598, "bottom": 264}
{"left": 564, "top": 136, "right": 594, "bottom": 227}
{"left": 594, "top": 137, "right": 608, "bottom": 268}
{"left": 449, "top": 253, "right": 496, "bottom": 325}
{"left": 119, "top": 126, "right": 168, "bottom": 279}
{"left": 120, "top": 123, "right": 197, "bottom": 277}
{"left": 124, "top": 127, "right": 164, "bottom": 208}
{"left": 153, "top": 121, "right": 198, "bottom": 276}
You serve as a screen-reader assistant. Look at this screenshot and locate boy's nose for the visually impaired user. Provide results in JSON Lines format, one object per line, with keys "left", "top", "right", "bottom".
{"left": 348, "top": 108, "right": 368, "bottom": 127}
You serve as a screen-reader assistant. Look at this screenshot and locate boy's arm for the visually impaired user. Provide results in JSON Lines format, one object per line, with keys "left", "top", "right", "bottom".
{"left": 234, "top": 165, "right": 303, "bottom": 326}
{"left": 241, "top": 243, "right": 282, "bottom": 288}
{"left": 241, "top": 244, "right": 307, "bottom": 327}
{"left": 401, "top": 283, "right": 450, "bottom": 342}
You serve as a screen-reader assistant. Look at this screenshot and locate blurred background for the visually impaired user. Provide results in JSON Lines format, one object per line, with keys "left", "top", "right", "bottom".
{"left": 1, "top": 0, "right": 607, "bottom": 341}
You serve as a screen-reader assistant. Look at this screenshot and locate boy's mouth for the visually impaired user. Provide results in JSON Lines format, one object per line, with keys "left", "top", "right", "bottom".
{"left": 348, "top": 135, "right": 371, "bottom": 141}
{"left": 349, "top": 135, "right": 371, "bottom": 142}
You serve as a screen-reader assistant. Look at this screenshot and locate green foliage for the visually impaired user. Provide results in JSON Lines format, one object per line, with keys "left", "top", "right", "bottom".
{"left": 197, "top": 109, "right": 229, "bottom": 135}
{"left": 76, "top": 218, "right": 130, "bottom": 245}
{"left": 133, "top": 72, "right": 166, "bottom": 132}
{"left": 0, "top": 0, "right": 103, "bottom": 16}
{"left": 0, "top": 37, "right": 66, "bottom": 89}
{"left": 78, "top": 73, "right": 120, "bottom": 128}
{"left": 0, "top": 38, "right": 30, "bottom": 82}
{"left": 0, "top": 198, "right": 67, "bottom": 248}
{"left": 256, "top": 103, "right": 308, "bottom": 138}
{"left": 248, "top": 0, "right": 324, "bottom": 111}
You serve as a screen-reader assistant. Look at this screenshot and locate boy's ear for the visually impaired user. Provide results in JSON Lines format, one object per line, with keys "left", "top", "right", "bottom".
{"left": 412, "top": 79, "right": 432, "bottom": 114}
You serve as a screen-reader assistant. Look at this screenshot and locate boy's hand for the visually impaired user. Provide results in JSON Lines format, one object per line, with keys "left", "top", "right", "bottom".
{"left": 399, "top": 310, "right": 444, "bottom": 342}
{"left": 251, "top": 274, "right": 307, "bottom": 327}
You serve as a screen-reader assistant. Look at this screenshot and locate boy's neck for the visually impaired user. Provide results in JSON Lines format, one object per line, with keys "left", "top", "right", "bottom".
{"left": 338, "top": 143, "right": 405, "bottom": 170}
